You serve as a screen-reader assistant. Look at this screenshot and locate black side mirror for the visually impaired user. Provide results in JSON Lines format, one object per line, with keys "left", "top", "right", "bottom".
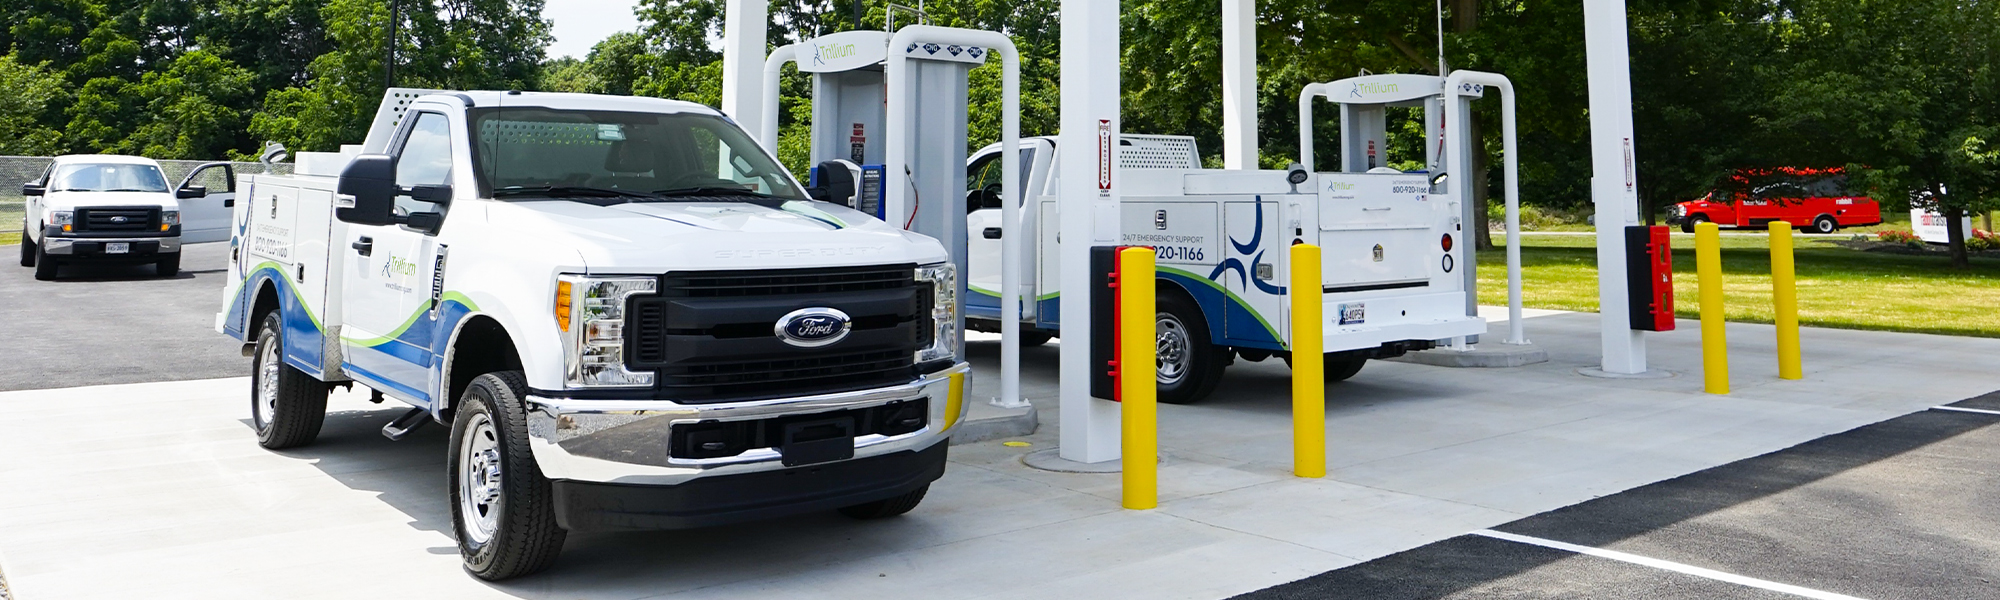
{"left": 22, "top": 184, "right": 43, "bottom": 196}
{"left": 177, "top": 185, "right": 207, "bottom": 199}
{"left": 807, "top": 160, "right": 858, "bottom": 207}
{"left": 335, "top": 154, "right": 396, "bottom": 225}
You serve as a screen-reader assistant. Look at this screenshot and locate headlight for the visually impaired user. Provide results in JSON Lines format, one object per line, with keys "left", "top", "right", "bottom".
{"left": 915, "top": 263, "right": 959, "bottom": 364}
{"left": 557, "top": 275, "right": 657, "bottom": 388}
{"left": 49, "top": 210, "right": 73, "bottom": 232}
{"left": 161, "top": 210, "right": 179, "bottom": 231}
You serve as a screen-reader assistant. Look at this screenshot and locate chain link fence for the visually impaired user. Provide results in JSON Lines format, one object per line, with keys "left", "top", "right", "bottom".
{"left": 0, "top": 155, "right": 294, "bottom": 227}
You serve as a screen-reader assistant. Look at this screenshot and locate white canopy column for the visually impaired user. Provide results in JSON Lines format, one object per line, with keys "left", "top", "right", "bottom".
{"left": 1058, "top": 0, "right": 1124, "bottom": 463}
{"left": 721, "top": 0, "right": 768, "bottom": 140}
{"left": 1221, "top": 0, "right": 1257, "bottom": 169}
{"left": 1583, "top": 0, "right": 1648, "bottom": 373}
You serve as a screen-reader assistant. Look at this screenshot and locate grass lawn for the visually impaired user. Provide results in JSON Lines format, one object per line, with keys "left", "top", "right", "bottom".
{"left": 0, "top": 209, "right": 20, "bottom": 246}
{"left": 1476, "top": 232, "right": 2000, "bottom": 338}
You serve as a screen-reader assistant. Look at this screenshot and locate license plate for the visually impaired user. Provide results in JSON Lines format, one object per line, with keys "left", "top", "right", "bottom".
{"left": 1338, "top": 302, "right": 1366, "bottom": 325}
{"left": 778, "top": 417, "right": 856, "bottom": 467}
{"left": 105, "top": 242, "right": 129, "bottom": 254}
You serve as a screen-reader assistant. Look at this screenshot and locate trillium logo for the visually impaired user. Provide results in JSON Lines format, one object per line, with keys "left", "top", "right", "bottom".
{"left": 775, "top": 307, "right": 852, "bottom": 348}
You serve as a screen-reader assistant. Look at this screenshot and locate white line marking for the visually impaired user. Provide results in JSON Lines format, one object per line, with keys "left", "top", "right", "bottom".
{"left": 1931, "top": 405, "right": 2000, "bottom": 417}
{"left": 1472, "top": 529, "right": 1868, "bottom": 600}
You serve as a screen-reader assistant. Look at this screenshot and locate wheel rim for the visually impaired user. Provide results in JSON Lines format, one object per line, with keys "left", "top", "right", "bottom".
{"left": 457, "top": 412, "right": 503, "bottom": 544}
{"left": 1156, "top": 313, "right": 1191, "bottom": 386}
{"left": 254, "top": 337, "right": 279, "bottom": 430}
{"left": 1817, "top": 220, "right": 1835, "bottom": 233}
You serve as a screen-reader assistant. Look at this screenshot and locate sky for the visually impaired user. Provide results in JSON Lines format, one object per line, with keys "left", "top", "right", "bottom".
{"left": 543, "top": 0, "right": 644, "bottom": 60}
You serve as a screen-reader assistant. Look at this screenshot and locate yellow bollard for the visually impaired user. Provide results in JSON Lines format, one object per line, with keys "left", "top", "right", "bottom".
{"left": 1770, "top": 222, "right": 1803, "bottom": 380}
{"left": 1695, "top": 222, "right": 1729, "bottom": 394}
{"left": 1118, "top": 247, "right": 1158, "bottom": 510}
{"left": 1290, "top": 244, "right": 1326, "bottom": 478}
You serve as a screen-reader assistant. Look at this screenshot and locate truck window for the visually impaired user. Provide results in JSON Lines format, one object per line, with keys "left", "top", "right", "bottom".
{"left": 395, "top": 112, "right": 454, "bottom": 217}
{"left": 470, "top": 108, "right": 805, "bottom": 201}
{"left": 965, "top": 148, "right": 1035, "bottom": 209}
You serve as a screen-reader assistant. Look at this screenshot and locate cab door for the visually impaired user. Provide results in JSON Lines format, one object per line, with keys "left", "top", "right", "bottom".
{"left": 964, "top": 143, "right": 1041, "bottom": 321}
{"left": 175, "top": 162, "right": 235, "bottom": 243}
{"left": 340, "top": 110, "right": 454, "bottom": 405}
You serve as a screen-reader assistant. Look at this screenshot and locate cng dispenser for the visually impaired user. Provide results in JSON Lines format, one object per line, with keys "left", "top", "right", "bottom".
{"left": 763, "top": 25, "right": 1027, "bottom": 407}
{"left": 1299, "top": 71, "right": 1527, "bottom": 346}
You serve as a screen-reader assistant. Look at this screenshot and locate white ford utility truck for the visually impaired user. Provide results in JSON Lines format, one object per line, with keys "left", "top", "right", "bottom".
{"left": 215, "top": 89, "right": 968, "bottom": 580}
{"left": 19, "top": 155, "right": 234, "bottom": 280}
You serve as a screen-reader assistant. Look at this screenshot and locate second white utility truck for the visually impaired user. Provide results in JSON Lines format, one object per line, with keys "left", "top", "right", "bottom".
{"left": 216, "top": 89, "right": 970, "bottom": 580}
{"left": 963, "top": 74, "right": 1495, "bottom": 403}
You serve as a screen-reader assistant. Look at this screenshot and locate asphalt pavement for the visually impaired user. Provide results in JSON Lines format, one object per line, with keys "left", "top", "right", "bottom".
{"left": 1236, "top": 391, "right": 2000, "bottom": 599}
{"left": 0, "top": 241, "right": 245, "bottom": 391}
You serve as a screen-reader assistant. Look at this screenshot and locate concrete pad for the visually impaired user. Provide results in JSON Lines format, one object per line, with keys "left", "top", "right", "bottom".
{"left": 2, "top": 313, "right": 1996, "bottom": 598}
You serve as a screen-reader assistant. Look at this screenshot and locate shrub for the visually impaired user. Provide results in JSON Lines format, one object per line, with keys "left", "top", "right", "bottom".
{"left": 1876, "top": 230, "right": 1920, "bottom": 244}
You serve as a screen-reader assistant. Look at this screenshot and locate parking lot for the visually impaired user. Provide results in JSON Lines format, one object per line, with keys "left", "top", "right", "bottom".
{"left": 1, "top": 241, "right": 1998, "bottom": 599}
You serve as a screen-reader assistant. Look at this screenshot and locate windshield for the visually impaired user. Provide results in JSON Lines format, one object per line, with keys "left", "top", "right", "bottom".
{"left": 468, "top": 107, "right": 805, "bottom": 201}
{"left": 49, "top": 163, "right": 169, "bottom": 193}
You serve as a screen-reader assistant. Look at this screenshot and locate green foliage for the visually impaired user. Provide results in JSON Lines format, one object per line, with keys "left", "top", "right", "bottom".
{"left": 0, "top": 53, "right": 67, "bottom": 155}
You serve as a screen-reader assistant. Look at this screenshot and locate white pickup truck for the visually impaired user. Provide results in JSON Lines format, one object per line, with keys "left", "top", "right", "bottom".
{"left": 215, "top": 89, "right": 969, "bottom": 580}
{"left": 963, "top": 133, "right": 1483, "bottom": 403}
{"left": 18, "top": 155, "right": 234, "bottom": 280}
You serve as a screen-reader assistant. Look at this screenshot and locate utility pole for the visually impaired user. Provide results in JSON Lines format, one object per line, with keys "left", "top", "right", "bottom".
{"left": 384, "top": 0, "right": 398, "bottom": 88}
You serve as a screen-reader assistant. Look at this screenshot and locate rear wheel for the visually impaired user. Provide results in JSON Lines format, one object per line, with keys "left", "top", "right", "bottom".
{"left": 1020, "top": 331, "right": 1053, "bottom": 347}
{"left": 251, "top": 311, "right": 327, "bottom": 449}
{"left": 1811, "top": 215, "right": 1838, "bottom": 234}
{"left": 451, "top": 371, "right": 567, "bottom": 581}
{"left": 839, "top": 484, "right": 930, "bottom": 519}
{"left": 18, "top": 227, "right": 33, "bottom": 267}
{"left": 1156, "top": 292, "right": 1226, "bottom": 405}
{"left": 155, "top": 252, "right": 180, "bottom": 277}
{"left": 1325, "top": 352, "right": 1368, "bottom": 382}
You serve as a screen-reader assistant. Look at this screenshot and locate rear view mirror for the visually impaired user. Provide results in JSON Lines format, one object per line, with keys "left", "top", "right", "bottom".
{"left": 404, "top": 211, "right": 445, "bottom": 234}
{"left": 177, "top": 185, "right": 207, "bottom": 199}
{"left": 807, "top": 160, "right": 858, "bottom": 207}
{"left": 21, "top": 184, "right": 43, "bottom": 196}
{"left": 335, "top": 155, "right": 396, "bottom": 225}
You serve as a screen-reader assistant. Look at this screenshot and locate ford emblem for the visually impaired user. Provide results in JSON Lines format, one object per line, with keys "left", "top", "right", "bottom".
{"left": 775, "top": 307, "right": 851, "bottom": 348}
{"left": 110, "top": 216, "right": 128, "bottom": 223}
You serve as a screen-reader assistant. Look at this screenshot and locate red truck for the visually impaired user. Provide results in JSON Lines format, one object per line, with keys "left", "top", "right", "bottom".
{"left": 1668, "top": 167, "right": 1882, "bottom": 234}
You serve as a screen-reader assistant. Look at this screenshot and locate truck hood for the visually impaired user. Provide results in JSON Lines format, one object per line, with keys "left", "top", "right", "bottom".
{"left": 41, "top": 191, "right": 179, "bottom": 212}
{"left": 484, "top": 199, "right": 950, "bottom": 273}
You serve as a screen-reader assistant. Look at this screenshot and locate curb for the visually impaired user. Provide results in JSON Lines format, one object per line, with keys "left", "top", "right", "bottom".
{"left": 949, "top": 404, "right": 1039, "bottom": 445}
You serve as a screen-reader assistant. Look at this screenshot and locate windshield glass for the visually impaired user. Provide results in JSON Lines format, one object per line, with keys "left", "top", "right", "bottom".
{"left": 468, "top": 107, "right": 805, "bottom": 201}
{"left": 49, "top": 163, "right": 169, "bottom": 193}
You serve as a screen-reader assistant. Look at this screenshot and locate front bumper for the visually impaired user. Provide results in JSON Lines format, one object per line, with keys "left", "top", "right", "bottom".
{"left": 40, "top": 235, "right": 181, "bottom": 257}
{"left": 1322, "top": 290, "right": 1487, "bottom": 353}
{"left": 551, "top": 442, "right": 947, "bottom": 531}
{"left": 524, "top": 361, "right": 971, "bottom": 486}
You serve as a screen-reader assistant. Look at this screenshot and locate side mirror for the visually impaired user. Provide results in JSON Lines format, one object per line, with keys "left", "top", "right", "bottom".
{"left": 335, "top": 154, "right": 397, "bottom": 225}
{"left": 806, "top": 160, "right": 858, "bottom": 207}
{"left": 22, "top": 184, "right": 43, "bottom": 196}
{"left": 177, "top": 185, "right": 207, "bottom": 199}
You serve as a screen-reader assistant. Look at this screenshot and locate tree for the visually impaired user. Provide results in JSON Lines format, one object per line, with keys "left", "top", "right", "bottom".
{"left": 118, "top": 49, "right": 258, "bottom": 158}
{"left": 0, "top": 53, "right": 67, "bottom": 155}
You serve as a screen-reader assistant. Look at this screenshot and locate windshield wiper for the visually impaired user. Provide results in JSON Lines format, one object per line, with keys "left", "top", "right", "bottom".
{"left": 650, "top": 186, "right": 790, "bottom": 200}
{"left": 494, "top": 185, "right": 659, "bottom": 199}
{"left": 104, "top": 188, "right": 156, "bottom": 192}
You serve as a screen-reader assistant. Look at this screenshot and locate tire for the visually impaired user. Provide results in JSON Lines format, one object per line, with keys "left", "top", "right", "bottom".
{"left": 1681, "top": 214, "right": 1708, "bottom": 234}
{"left": 155, "top": 252, "right": 180, "bottom": 277}
{"left": 250, "top": 311, "right": 327, "bottom": 449}
{"left": 450, "top": 371, "right": 567, "bottom": 581}
{"left": 1020, "top": 331, "right": 1053, "bottom": 347}
{"left": 18, "top": 227, "right": 33, "bottom": 267}
{"left": 1155, "top": 292, "right": 1227, "bottom": 405}
{"left": 1811, "top": 215, "right": 1838, "bottom": 234}
{"left": 839, "top": 484, "right": 930, "bottom": 519}
{"left": 1324, "top": 352, "right": 1368, "bottom": 382}
{"left": 32, "top": 243, "right": 56, "bottom": 281}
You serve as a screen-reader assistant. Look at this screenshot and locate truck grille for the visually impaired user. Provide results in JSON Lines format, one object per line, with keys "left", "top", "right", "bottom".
{"left": 628, "top": 264, "right": 925, "bottom": 403}
{"left": 76, "top": 207, "right": 158, "bottom": 232}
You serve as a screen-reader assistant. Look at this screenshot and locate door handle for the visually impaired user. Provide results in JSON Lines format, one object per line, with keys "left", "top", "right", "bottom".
{"left": 983, "top": 227, "right": 1003, "bottom": 239}
{"left": 352, "top": 236, "right": 373, "bottom": 256}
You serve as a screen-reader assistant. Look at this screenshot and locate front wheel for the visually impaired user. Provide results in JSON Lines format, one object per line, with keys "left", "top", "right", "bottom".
{"left": 839, "top": 484, "right": 930, "bottom": 519}
{"left": 451, "top": 371, "right": 567, "bottom": 581}
{"left": 1811, "top": 215, "right": 1838, "bottom": 234}
{"left": 1680, "top": 214, "right": 1708, "bottom": 234}
{"left": 32, "top": 243, "right": 56, "bottom": 280}
{"left": 156, "top": 252, "right": 180, "bottom": 277}
{"left": 1156, "top": 293, "right": 1227, "bottom": 405}
{"left": 251, "top": 311, "right": 327, "bottom": 449}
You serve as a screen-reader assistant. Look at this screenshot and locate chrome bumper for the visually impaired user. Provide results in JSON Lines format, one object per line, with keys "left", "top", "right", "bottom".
{"left": 525, "top": 361, "right": 971, "bottom": 485}
{"left": 42, "top": 235, "right": 181, "bottom": 255}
